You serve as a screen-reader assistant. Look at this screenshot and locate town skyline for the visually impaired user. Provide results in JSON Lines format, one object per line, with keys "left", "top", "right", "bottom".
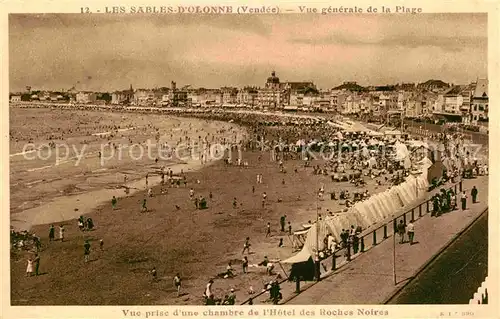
{"left": 10, "top": 13, "right": 487, "bottom": 92}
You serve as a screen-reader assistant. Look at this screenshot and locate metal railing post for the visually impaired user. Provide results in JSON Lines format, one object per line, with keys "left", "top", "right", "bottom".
{"left": 383, "top": 225, "right": 388, "bottom": 239}
{"left": 411, "top": 208, "right": 415, "bottom": 221}
{"left": 361, "top": 237, "right": 365, "bottom": 252}
{"left": 419, "top": 204, "right": 422, "bottom": 217}
{"left": 373, "top": 230, "right": 377, "bottom": 246}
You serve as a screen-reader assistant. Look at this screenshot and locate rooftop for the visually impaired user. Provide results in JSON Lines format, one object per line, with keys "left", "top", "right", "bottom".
{"left": 473, "top": 79, "right": 488, "bottom": 98}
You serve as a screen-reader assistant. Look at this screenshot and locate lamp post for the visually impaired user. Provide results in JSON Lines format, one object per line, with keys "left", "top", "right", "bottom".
{"left": 315, "top": 189, "right": 321, "bottom": 282}
{"left": 393, "top": 221, "right": 397, "bottom": 285}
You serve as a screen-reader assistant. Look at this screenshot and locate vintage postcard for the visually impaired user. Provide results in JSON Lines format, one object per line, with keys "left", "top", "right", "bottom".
{"left": 1, "top": 0, "right": 498, "bottom": 318}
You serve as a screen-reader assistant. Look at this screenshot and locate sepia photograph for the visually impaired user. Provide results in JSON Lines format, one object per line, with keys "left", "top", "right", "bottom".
{"left": 7, "top": 11, "right": 491, "bottom": 309}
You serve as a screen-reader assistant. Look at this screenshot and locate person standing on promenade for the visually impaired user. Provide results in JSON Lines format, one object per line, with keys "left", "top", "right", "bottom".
{"left": 352, "top": 234, "right": 359, "bottom": 254}
{"left": 266, "top": 222, "right": 271, "bottom": 237}
{"left": 407, "top": 220, "right": 415, "bottom": 245}
{"left": 141, "top": 198, "right": 147, "bottom": 212}
{"left": 471, "top": 186, "right": 478, "bottom": 204}
{"left": 397, "top": 220, "right": 406, "bottom": 244}
{"left": 461, "top": 190, "right": 468, "bottom": 210}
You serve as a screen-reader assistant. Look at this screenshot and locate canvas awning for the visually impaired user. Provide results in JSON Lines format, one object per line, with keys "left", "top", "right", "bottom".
{"left": 294, "top": 229, "right": 309, "bottom": 236}
{"left": 281, "top": 247, "right": 313, "bottom": 264}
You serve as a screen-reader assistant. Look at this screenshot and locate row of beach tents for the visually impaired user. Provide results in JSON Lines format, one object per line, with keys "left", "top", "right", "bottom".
{"left": 283, "top": 158, "right": 431, "bottom": 264}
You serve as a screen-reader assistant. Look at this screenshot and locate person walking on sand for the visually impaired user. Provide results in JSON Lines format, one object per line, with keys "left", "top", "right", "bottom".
{"left": 266, "top": 222, "right": 271, "bottom": 237}
{"left": 141, "top": 198, "right": 147, "bottom": 212}
{"left": 26, "top": 258, "right": 33, "bottom": 277}
{"left": 124, "top": 174, "right": 128, "bottom": 184}
{"left": 242, "top": 256, "right": 249, "bottom": 274}
{"left": 111, "top": 196, "right": 117, "bottom": 209}
{"left": 242, "top": 237, "right": 251, "bottom": 255}
{"left": 33, "top": 253, "right": 40, "bottom": 276}
{"left": 204, "top": 280, "right": 215, "bottom": 305}
{"left": 173, "top": 273, "right": 182, "bottom": 297}
{"left": 48, "top": 224, "right": 55, "bottom": 242}
{"left": 407, "top": 220, "right": 415, "bottom": 245}
{"left": 150, "top": 267, "right": 157, "bottom": 282}
{"left": 59, "top": 225, "right": 65, "bottom": 242}
{"left": 84, "top": 240, "right": 91, "bottom": 263}
{"left": 471, "top": 186, "right": 478, "bottom": 204}
{"left": 280, "top": 215, "right": 286, "bottom": 232}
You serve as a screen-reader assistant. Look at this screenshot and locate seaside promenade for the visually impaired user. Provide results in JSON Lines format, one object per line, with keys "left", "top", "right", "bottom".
{"left": 284, "top": 176, "right": 488, "bottom": 305}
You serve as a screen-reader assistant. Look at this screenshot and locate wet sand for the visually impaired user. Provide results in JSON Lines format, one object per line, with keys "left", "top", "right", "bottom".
{"left": 10, "top": 107, "right": 246, "bottom": 230}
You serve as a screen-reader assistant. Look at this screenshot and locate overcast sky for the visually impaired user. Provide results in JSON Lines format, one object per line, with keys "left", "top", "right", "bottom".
{"left": 9, "top": 13, "right": 487, "bottom": 92}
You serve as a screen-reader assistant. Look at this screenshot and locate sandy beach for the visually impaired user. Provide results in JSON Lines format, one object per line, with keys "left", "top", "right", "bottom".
{"left": 10, "top": 106, "right": 411, "bottom": 306}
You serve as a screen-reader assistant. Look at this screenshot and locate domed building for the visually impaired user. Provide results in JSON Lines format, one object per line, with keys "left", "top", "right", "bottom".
{"left": 265, "top": 71, "right": 281, "bottom": 89}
